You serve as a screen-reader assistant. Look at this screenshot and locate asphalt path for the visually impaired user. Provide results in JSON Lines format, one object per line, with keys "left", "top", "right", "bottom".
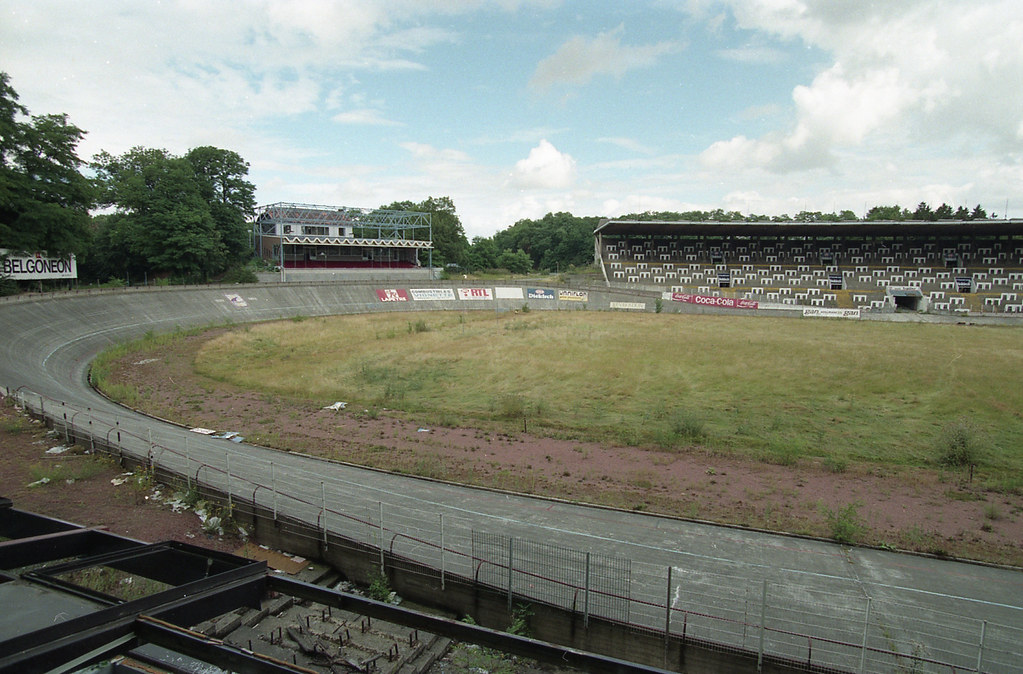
{"left": 1, "top": 283, "right": 1020, "bottom": 673}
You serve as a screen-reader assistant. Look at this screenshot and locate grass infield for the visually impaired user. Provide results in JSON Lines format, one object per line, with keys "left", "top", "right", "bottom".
{"left": 166, "top": 311, "right": 1023, "bottom": 488}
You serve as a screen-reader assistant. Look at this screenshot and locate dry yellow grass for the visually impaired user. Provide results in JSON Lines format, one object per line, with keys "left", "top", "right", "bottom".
{"left": 192, "top": 311, "right": 1023, "bottom": 480}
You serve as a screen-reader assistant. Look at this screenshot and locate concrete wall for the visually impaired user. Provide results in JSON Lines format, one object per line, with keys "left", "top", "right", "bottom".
{"left": 73, "top": 429, "right": 824, "bottom": 673}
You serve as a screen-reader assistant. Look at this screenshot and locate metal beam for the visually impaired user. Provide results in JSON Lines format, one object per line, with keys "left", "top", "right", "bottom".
{"left": 0, "top": 555, "right": 265, "bottom": 673}
{"left": 268, "top": 575, "right": 674, "bottom": 674}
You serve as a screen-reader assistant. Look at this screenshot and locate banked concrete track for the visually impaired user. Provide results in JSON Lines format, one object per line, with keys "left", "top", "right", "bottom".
{"left": 1, "top": 282, "right": 1021, "bottom": 673}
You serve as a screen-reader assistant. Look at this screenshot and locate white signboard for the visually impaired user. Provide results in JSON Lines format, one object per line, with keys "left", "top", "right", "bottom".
{"left": 1, "top": 250, "right": 77, "bottom": 280}
{"left": 458, "top": 287, "right": 493, "bottom": 300}
{"left": 559, "top": 289, "right": 588, "bottom": 302}
{"left": 802, "top": 308, "right": 861, "bottom": 319}
{"left": 494, "top": 286, "right": 524, "bottom": 299}
{"left": 610, "top": 301, "right": 646, "bottom": 310}
{"left": 410, "top": 288, "right": 456, "bottom": 301}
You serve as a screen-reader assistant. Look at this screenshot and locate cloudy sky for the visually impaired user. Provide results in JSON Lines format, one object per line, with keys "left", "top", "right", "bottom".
{"left": 2, "top": 0, "right": 1021, "bottom": 237}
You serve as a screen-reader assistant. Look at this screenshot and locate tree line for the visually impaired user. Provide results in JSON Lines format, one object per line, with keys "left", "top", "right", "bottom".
{"left": 1, "top": 70, "right": 999, "bottom": 286}
{"left": 1, "top": 72, "right": 256, "bottom": 288}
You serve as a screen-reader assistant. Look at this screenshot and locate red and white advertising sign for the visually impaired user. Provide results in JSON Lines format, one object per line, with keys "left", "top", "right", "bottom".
{"left": 458, "top": 287, "right": 493, "bottom": 300}
{"left": 375, "top": 288, "right": 409, "bottom": 302}
{"left": 668, "top": 292, "right": 758, "bottom": 310}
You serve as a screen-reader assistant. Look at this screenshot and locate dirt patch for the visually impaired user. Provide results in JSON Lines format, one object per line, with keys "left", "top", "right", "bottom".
{"left": 95, "top": 332, "right": 1023, "bottom": 566}
{"left": 0, "top": 399, "right": 241, "bottom": 554}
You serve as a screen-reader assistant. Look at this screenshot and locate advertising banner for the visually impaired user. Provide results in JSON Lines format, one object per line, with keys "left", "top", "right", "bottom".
{"left": 610, "top": 301, "right": 646, "bottom": 310}
{"left": 802, "top": 308, "right": 860, "bottom": 319}
{"left": 409, "top": 288, "right": 456, "bottom": 301}
{"left": 558, "top": 289, "right": 588, "bottom": 302}
{"left": 666, "top": 292, "right": 758, "bottom": 310}
{"left": 458, "top": 287, "right": 493, "bottom": 300}
{"left": 527, "top": 287, "right": 556, "bottom": 300}
{"left": 494, "top": 286, "right": 524, "bottom": 299}
{"left": 375, "top": 288, "right": 409, "bottom": 302}
{"left": 1, "top": 250, "right": 77, "bottom": 280}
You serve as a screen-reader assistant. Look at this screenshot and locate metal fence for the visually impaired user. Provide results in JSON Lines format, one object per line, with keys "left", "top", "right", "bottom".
{"left": 7, "top": 387, "right": 1023, "bottom": 674}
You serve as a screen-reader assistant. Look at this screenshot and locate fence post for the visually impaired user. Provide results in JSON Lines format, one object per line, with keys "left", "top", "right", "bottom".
{"left": 664, "top": 565, "right": 673, "bottom": 668}
{"left": 185, "top": 437, "right": 191, "bottom": 490}
{"left": 743, "top": 586, "right": 749, "bottom": 647}
{"left": 378, "top": 501, "right": 384, "bottom": 572}
{"left": 507, "top": 537, "right": 514, "bottom": 611}
{"left": 147, "top": 428, "right": 154, "bottom": 468}
{"left": 39, "top": 394, "right": 44, "bottom": 417}
{"left": 859, "top": 596, "right": 872, "bottom": 674}
{"left": 439, "top": 513, "right": 445, "bottom": 590}
{"left": 584, "top": 552, "right": 591, "bottom": 628}
{"left": 321, "top": 482, "right": 328, "bottom": 548}
{"left": 758, "top": 580, "right": 767, "bottom": 673}
{"left": 270, "top": 462, "right": 277, "bottom": 521}
{"left": 976, "top": 619, "right": 987, "bottom": 673}
{"left": 226, "top": 452, "right": 232, "bottom": 509}
{"left": 88, "top": 408, "right": 94, "bottom": 451}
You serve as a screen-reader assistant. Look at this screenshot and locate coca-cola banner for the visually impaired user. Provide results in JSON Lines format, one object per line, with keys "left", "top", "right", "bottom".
{"left": 666, "top": 292, "right": 758, "bottom": 310}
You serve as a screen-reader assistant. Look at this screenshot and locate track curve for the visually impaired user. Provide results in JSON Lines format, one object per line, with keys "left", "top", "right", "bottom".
{"left": 2, "top": 282, "right": 1021, "bottom": 671}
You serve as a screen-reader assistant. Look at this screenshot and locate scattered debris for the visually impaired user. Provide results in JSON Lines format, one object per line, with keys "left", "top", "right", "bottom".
{"left": 323, "top": 401, "right": 347, "bottom": 411}
{"left": 27, "top": 476, "right": 50, "bottom": 487}
{"left": 132, "top": 358, "right": 160, "bottom": 365}
{"left": 189, "top": 427, "right": 216, "bottom": 435}
{"left": 45, "top": 445, "right": 71, "bottom": 454}
{"left": 417, "top": 427, "right": 430, "bottom": 433}
{"left": 211, "top": 431, "right": 244, "bottom": 443}
{"left": 110, "top": 473, "right": 134, "bottom": 486}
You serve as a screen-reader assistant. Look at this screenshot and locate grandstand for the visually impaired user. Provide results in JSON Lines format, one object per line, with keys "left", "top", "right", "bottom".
{"left": 594, "top": 218, "right": 1023, "bottom": 314}
{"left": 253, "top": 202, "right": 433, "bottom": 276}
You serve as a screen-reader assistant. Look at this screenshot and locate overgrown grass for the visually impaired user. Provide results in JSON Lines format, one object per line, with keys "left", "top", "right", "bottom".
{"left": 101, "top": 312, "right": 1023, "bottom": 476}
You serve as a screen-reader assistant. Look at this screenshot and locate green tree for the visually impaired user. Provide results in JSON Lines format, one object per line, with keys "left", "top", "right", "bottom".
{"left": 380, "top": 196, "right": 469, "bottom": 267}
{"left": 185, "top": 146, "right": 255, "bottom": 262}
{"left": 912, "top": 201, "right": 935, "bottom": 221}
{"left": 497, "top": 248, "right": 532, "bottom": 274}
{"left": 865, "top": 205, "right": 910, "bottom": 221}
{"left": 0, "top": 73, "right": 94, "bottom": 257}
{"left": 92, "top": 147, "right": 225, "bottom": 280}
{"left": 466, "top": 235, "right": 498, "bottom": 271}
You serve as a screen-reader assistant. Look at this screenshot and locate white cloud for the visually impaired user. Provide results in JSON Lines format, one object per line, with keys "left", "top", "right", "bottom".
{"left": 529, "top": 25, "right": 680, "bottom": 92}
{"left": 700, "top": 0, "right": 1023, "bottom": 173}
{"left": 510, "top": 140, "right": 577, "bottom": 189}
{"left": 332, "top": 109, "right": 403, "bottom": 126}
{"left": 597, "top": 137, "right": 657, "bottom": 155}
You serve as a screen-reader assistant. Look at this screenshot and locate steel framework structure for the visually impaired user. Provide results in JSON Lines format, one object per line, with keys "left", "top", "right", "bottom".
{"left": 253, "top": 202, "right": 433, "bottom": 273}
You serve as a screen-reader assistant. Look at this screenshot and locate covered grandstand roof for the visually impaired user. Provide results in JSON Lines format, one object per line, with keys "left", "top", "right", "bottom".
{"left": 594, "top": 218, "right": 1023, "bottom": 238}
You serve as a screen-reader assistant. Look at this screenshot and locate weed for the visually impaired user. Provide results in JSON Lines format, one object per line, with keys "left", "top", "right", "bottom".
{"left": 654, "top": 297, "right": 663, "bottom": 313}
{"left": 938, "top": 417, "right": 982, "bottom": 468}
{"left": 507, "top": 602, "right": 533, "bottom": 637}
{"left": 823, "top": 502, "right": 866, "bottom": 545}
{"left": 367, "top": 572, "right": 392, "bottom": 602}
{"left": 407, "top": 318, "right": 429, "bottom": 334}
{"left": 822, "top": 456, "right": 847, "bottom": 473}
{"left": 983, "top": 502, "right": 1001, "bottom": 520}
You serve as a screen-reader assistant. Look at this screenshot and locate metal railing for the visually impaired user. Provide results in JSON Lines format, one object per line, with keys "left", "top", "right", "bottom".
{"left": 7, "top": 387, "right": 1022, "bottom": 673}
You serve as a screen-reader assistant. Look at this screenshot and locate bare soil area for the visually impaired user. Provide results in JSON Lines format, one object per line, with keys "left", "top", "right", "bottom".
{"left": 0, "top": 398, "right": 240, "bottom": 554}
{"left": 97, "top": 331, "right": 1023, "bottom": 566}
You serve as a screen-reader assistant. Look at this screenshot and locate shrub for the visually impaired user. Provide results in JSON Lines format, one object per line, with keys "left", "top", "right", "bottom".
{"left": 938, "top": 417, "right": 982, "bottom": 468}
{"left": 221, "top": 265, "right": 258, "bottom": 284}
{"left": 367, "top": 572, "right": 392, "bottom": 602}
{"left": 654, "top": 297, "right": 663, "bottom": 313}
{"left": 823, "top": 502, "right": 866, "bottom": 545}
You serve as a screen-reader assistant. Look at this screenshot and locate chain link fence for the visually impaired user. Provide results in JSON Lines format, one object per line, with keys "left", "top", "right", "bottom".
{"left": 8, "top": 387, "right": 1023, "bottom": 673}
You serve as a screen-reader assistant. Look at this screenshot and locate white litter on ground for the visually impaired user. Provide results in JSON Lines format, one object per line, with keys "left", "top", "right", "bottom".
{"left": 46, "top": 445, "right": 71, "bottom": 454}
{"left": 323, "top": 401, "right": 347, "bottom": 411}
